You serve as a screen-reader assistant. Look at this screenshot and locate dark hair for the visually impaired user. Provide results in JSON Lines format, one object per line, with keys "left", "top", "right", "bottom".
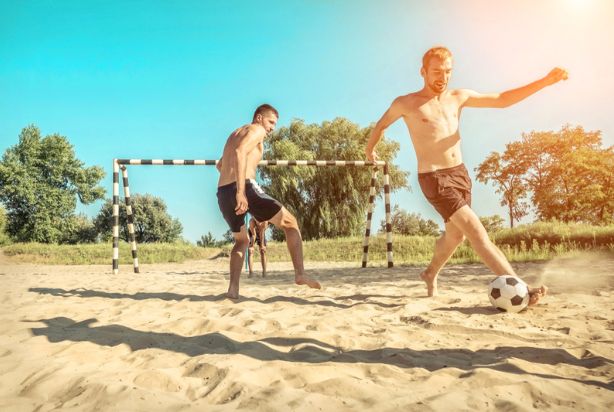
{"left": 253, "top": 104, "right": 279, "bottom": 121}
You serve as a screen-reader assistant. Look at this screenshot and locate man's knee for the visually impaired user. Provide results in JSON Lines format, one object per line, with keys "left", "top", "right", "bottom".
{"left": 233, "top": 233, "right": 249, "bottom": 248}
{"left": 444, "top": 230, "right": 465, "bottom": 245}
{"left": 278, "top": 209, "right": 299, "bottom": 229}
{"left": 449, "top": 206, "right": 489, "bottom": 245}
{"left": 464, "top": 227, "right": 491, "bottom": 248}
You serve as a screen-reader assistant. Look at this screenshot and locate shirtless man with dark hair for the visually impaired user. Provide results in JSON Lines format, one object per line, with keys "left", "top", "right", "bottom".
{"left": 217, "top": 104, "right": 321, "bottom": 299}
{"left": 366, "top": 47, "right": 566, "bottom": 303}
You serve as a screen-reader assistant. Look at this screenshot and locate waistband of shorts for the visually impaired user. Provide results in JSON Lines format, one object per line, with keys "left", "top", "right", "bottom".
{"left": 418, "top": 163, "right": 466, "bottom": 177}
{"left": 217, "top": 179, "right": 258, "bottom": 191}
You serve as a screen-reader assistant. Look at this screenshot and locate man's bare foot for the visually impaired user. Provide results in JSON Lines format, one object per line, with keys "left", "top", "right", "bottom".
{"left": 295, "top": 275, "right": 321, "bottom": 289}
{"left": 528, "top": 285, "right": 548, "bottom": 306}
{"left": 247, "top": 272, "right": 253, "bottom": 279}
{"left": 226, "top": 286, "right": 240, "bottom": 300}
{"left": 420, "top": 270, "right": 438, "bottom": 297}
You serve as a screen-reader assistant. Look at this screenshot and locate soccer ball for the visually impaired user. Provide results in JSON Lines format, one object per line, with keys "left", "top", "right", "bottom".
{"left": 488, "top": 275, "right": 530, "bottom": 313}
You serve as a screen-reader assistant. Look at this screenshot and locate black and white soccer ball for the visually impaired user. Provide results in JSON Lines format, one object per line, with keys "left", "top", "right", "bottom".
{"left": 488, "top": 275, "right": 530, "bottom": 313}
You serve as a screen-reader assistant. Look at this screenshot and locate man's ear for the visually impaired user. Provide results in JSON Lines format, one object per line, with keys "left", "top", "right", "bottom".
{"left": 420, "top": 66, "right": 426, "bottom": 77}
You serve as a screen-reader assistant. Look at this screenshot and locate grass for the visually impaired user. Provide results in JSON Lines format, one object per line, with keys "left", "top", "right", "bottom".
{"left": 1, "top": 242, "right": 222, "bottom": 265}
{"left": 1, "top": 222, "right": 613, "bottom": 266}
{"left": 491, "top": 221, "right": 614, "bottom": 249}
{"left": 265, "top": 233, "right": 614, "bottom": 265}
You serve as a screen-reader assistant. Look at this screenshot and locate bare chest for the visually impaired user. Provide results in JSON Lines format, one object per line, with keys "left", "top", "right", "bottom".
{"left": 404, "top": 98, "right": 461, "bottom": 138}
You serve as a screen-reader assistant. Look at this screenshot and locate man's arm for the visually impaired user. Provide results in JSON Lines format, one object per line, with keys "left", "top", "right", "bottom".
{"left": 462, "top": 67, "right": 568, "bottom": 109}
{"left": 365, "top": 98, "right": 403, "bottom": 161}
{"left": 234, "top": 125, "right": 265, "bottom": 215}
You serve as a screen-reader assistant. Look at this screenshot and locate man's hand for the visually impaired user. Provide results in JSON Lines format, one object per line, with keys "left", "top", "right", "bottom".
{"left": 365, "top": 147, "right": 379, "bottom": 163}
{"left": 544, "top": 67, "right": 568, "bottom": 86}
{"left": 235, "top": 192, "right": 248, "bottom": 215}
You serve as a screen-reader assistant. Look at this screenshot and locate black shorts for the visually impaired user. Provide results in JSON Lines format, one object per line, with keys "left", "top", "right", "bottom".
{"left": 217, "top": 180, "right": 282, "bottom": 233}
{"left": 418, "top": 164, "right": 472, "bottom": 222}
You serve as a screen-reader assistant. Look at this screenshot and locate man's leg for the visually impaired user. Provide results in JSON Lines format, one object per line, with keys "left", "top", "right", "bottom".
{"left": 260, "top": 247, "right": 267, "bottom": 277}
{"left": 247, "top": 246, "right": 255, "bottom": 278}
{"left": 228, "top": 226, "right": 249, "bottom": 299}
{"left": 448, "top": 205, "right": 516, "bottom": 276}
{"left": 268, "top": 207, "right": 320, "bottom": 289}
{"left": 448, "top": 205, "right": 547, "bottom": 305}
{"left": 420, "top": 220, "right": 465, "bottom": 297}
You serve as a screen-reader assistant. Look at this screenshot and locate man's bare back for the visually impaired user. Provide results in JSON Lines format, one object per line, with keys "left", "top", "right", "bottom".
{"left": 217, "top": 124, "right": 265, "bottom": 187}
{"left": 215, "top": 105, "right": 320, "bottom": 299}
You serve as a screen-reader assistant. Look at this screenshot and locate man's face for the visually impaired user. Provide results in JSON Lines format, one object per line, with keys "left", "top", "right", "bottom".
{"left": 256, "top": 112, "right": 278, "bottom": 134}
{"left": 423, "top": 56, "right": 453, "bottom": 94}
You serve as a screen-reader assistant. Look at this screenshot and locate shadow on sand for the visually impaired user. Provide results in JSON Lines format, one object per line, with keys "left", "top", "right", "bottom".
{"left": 28, "top": 287, "right": 406, "bottom": 309}
{"left": 27, "top": 316, "right": 613, "bottom": 390}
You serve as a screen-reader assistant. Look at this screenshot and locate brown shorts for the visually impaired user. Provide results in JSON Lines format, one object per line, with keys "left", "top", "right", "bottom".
{"left": 418, "top": 164, "right": 472, "bottom": 222}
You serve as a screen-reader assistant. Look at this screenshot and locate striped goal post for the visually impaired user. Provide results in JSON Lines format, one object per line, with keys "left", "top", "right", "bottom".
{"left": 112, "top": 158, "right": 393, "bottom": 273}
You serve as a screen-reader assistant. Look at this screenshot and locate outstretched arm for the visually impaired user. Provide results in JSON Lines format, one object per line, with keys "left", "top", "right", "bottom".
{"left": 365, "top": 98, "right": 403, "bottom": 162}
{"left": 462, "top": 67, "right": 568, "bottom": 109}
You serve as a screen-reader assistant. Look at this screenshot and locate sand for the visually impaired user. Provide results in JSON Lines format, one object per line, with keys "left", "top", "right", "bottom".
{"left": 0, "top": 253, "right": 612, "bottom": 411}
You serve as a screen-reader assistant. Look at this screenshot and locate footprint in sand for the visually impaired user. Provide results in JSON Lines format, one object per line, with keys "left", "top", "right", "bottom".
{"left": 210, "top": 382, "right": 244, "bottom": 405}
{"left": 217, "top": 307, "right": 244, "bottom": 317}
{"left": 19, "top": 366, "right": 63, "bottom": 396}
{"left": 182, "top": 362, "right": 229, "bottom": 400}
{"left": 133, "top": 370, "right": 181, "bottom": 392}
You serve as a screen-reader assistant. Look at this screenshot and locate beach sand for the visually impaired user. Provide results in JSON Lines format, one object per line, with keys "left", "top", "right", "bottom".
{"left": 0, "top": 253, "right": 612, "bottom": 411}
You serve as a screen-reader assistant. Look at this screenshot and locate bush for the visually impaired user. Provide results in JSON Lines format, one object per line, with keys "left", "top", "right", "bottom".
{"left": 94, "top": 194, "right": 182, "bottom": 243}
{"left": 480, "top": 215, "right": 505, "bottom": 233}
{"left": 0, "top": 206, "right": 11, "bottom": 246}
{"left": 491, "top": 221, "right": 614, "bottom": 249}
{"left": 61, "top": 214, "right": 98, "bottom": 244}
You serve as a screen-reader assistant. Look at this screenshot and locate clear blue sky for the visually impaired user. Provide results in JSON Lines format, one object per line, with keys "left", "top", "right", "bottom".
{"left": 1, "top": 0, "right": 613, "bottom": 242}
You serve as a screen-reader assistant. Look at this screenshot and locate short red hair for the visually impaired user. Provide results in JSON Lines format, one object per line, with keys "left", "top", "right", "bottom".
{"left": 422, "top": 47, "right": 453, "bottom": 69}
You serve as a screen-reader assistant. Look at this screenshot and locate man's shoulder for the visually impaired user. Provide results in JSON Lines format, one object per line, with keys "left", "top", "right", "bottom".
{"left": 247, "top": 123, "right": 266, "bottom": 134}
{"left": 449, "top": 88, "right": 474, "bottom": 97}
{"left": 394, "top": 92, "right": 420, "bottom": 102}
{"left": 391, "top": 92, "right": 421, "bottom": 109}
{"left": 235, "top": 123, "right": 266, "bottom": 139}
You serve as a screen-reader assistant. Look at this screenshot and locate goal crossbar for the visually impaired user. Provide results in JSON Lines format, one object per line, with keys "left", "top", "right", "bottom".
{"left": 112, "top": 159, "right": 393, "bottom": 273}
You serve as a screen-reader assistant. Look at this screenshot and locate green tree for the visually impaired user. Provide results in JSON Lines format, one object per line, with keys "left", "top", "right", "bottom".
{"left": 477, "top": 125, "right": 613, "bottom": 225}
{"left": 0, "top": 206, "right": 10, "bottom": 246}
{"left": 222, "top": 229, "right": 234, "bottom": 244}
{"left": 0, "top": 125, "right": 105, "bottom": 243}
{"left": 479, "top": 215, "right": 505, "bottom": 233}
{"left": 520, "top": 126, "right": 613, "bottom": 224}
{"left": 197, "top": 232, "right": 216, "bottom": 247}
{"left": 476, "top": 141, "right": 529, "bottom": 228}
{"left": 261, "top": 118, "right": 408, "bottom": 240}
{"left": 62, "top": 214, "right": 99, "bottom": 244}
{"left": 94, "top": 194, "right": 183, "bottom": 242}
{"left": 380, "top": 205, "right": 440, "bottom": 236}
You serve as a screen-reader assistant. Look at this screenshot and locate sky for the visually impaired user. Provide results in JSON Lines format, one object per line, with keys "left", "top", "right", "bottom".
{"left": 1, "top": 0, "right": 613, "bottom": 243}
